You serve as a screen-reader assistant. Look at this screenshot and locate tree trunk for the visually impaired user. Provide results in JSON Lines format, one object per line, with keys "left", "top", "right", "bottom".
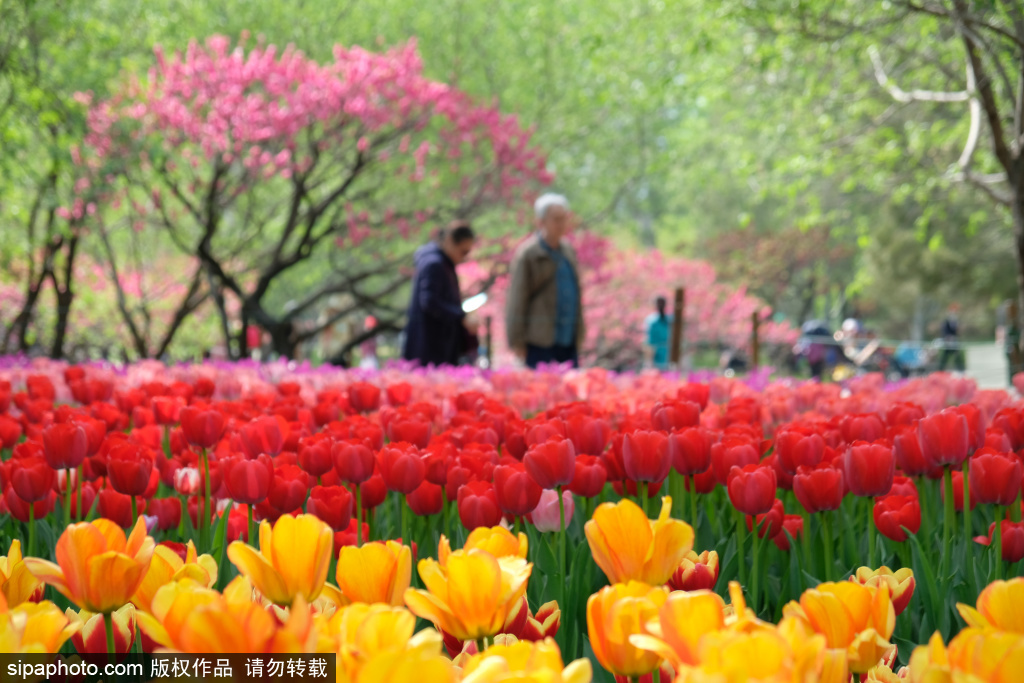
{"left": 1013, "top": 187, "right": 1024, "bottom": 363}
{"left": 49, "top": 234, "right": 79, "bottom": 359}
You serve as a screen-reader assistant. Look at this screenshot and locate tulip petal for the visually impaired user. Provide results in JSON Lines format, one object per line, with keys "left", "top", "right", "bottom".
{"left": 227, "top": 541, "right": 291, "bottom": 606}
{"left": 22, "top": 558, "right": 71, "bottom": 603}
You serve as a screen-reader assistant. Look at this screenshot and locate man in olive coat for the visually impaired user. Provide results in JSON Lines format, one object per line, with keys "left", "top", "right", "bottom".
{"left": 505, "top": 193, "right": 585, "bottom": 368}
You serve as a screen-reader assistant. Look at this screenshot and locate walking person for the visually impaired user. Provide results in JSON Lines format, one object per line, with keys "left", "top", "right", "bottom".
{"left": 505, "top": 193, "right": 585, "bottom": 369}
{"left": 402, "top": 221, "right": 478, "bottom": 367}
{"left": 644, "top": 295, "right": 673, "bottom": 371}
{"left": 938, "top": 303, "right": 964, "bottom": 371}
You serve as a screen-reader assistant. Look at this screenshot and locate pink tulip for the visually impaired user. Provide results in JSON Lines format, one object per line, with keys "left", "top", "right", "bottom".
{"left": 531, "top": 489, "right": 574, "bottom": 533}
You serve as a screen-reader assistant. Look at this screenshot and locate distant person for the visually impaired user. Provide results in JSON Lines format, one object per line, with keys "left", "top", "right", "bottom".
{"left": 402, "top": 222, "right": 478, "bottom": 367}
{"left": 359, "top": 316, "right": 380, "bottom": 370}
{"left": 644, "top": 295, "right": 673, "bottom": 370}
{"left": 939, "top": 303, "right": 964, "bottom": 371}
{"left": 505, "top": 193, "right": 584, "bottom": 369}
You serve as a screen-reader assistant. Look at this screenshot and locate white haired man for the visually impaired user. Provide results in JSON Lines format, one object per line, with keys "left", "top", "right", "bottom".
{"left": 504, "top": 193, "right": 585, "bottom": 368}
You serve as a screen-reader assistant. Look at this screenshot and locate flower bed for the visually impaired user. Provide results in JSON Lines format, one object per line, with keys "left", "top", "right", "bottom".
{"left": 0, "top": 357, "right": 1021, "bottom": 681}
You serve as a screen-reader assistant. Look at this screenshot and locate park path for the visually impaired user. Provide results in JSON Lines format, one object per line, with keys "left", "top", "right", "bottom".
{"left": 966, "top": 343, "right": 1008, "bottom": 390}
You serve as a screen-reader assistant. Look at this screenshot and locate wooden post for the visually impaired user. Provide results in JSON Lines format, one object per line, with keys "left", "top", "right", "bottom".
{"left": 484, "top": 315, "right": 493, "bottom": 367}
{"left": 751, "top": 312, "right": 761, "bottom": 370}
{"left": 669, "top": 287, "right": 685, "bottom": 368}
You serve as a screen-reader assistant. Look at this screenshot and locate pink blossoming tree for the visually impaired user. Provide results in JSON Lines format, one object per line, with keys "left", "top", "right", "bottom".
{"left": 69, "top": 35, "right": 550, "bottom": 359}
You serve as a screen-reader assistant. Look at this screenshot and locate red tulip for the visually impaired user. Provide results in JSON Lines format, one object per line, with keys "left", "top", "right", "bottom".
{"left": 793, "top": 463, "right": 844, "bottom": 513}
{"left": 668, "top": 427, "right": 713, "bottom": 476}
{"left": 523, "top": 438, "right": 575, "bottom": 489}
{"left": 26, "top": 375, "right": 55, "bottom": 402}
{"left": 745, "top": 497, "right": 784, "bottom": 539}
{"left": 151, "top": 396, "right": 184, "bottom": 425}
{"left": 954, "top": 403, "right": 985, "bottom": 453}
{"left": 306, "top": 484, "right": 353, "bottom": 531}
{"left": 297, "top": 433, "right": 334, "bottom": 478}
{"left": 622, "top": 431, "right": 670, "bottom": 484}
{"left": 9, "top": 456, "right": 56, "bottom": 503}
{"left": 677, "top": 383, "right": 710, "bottom": 409}
{"left": 41, "top": 423, "right": 89, "bottom": 469}
{"left": 355, "top": 472, "right": 388, "bottom": 512}
{"left": 940, "top": 470, "right": 976, "bottom": 512}
{"left": 891, "top": 425, "right": 929, "bottom": 477}
{"left": 377, "top": 443, "right": 426, "bottom": 494}
{"left": 969, "top": 448, "right": 1022, "bottom": 506}
{"left": 525, "top": 419, "right": 567, "bottom": 447}
{"left": 106, "top": 442, "right": 155, "bottom": 497}
{"left": 568, "top": 455, "right": 607, "bottom": 498}
{"left": 710, "top": 436, "right": 759, "bottom": 485}
{"left": 98, "top": 489, "right": 145, "bottom": 528}
{"left": 267, "top": 464, "right": 310, "bottom": 513}
{"left": 68, "top": 482, "right": 97, "bottom": 520}
{"left": 684, "top": 468, "right": 717, "bottom": 494}
{"left": 774, "top": 427, "right": 825, "bottom": 474}
{"left": 333, "top": 519, "right": 371, "bottom": 552}
{"left": 992, "top": 408, "right": 1024, "bottom": 450}
{"left": 873, "top": 494, "right": 921, "bottom": 542}
{"left": 387, "top": 417, "right": 432, "bottom": 449}
{"left": 889, "top": 475, "right": 918, "bottom": 499}
{"left": 0, "top": 415, "right": 23, "bottom": 449}
{"left": 983, "top": 428, "right": 1014, "bottom": 453}
{"left": 179, "top": 406, "right": 225, "bottom": 449}
{"left": 224, "top": 454, "right": 274, "bottom": 505}
{"left": 332, "top": 439, "right": 376, "bottom": 484}
{"left": 386, "top": 382, "right": 413, "bottom": 406}
{"left": 650, "top": 400, "right": 701, "bottom": 432}
{"left": 3, "top": 486, "right": 56, "bottom": 523}
{"left": 148, "top": 497, "right": 182, "bottom": 531}
{"left": 844, "top": 441, "right": 895, "bottom": 497}
{"left": 917, "top": 408, "right": 970, "bottom": 468}
{"left": 406, "top": 480, "right": 444, "bottom": 516}
{"left": 422, "top": 441, "right": 454, "bottom": 486}
{"left": 493, "top": 462, "right": 543, "bottom": 517}
{"left": 565, "top": 414, "right": 612, "bottom": 456}
{"left": 348, "top": 382, "right": 381, "bottom": 413}
{"left": 239, "top": 415, "right": 284, "bottom": 458}
{"left": 773, "top": 514, "right": 804, "bottom": 551}
{"left": 840, "top": 413, "right": 886, "bottom": 444}
{"left": 976, "top": 520, "right": 1024, "bottom": 562}
{"left": 726, "top": 464, "right": 776, "bottom": 516}
{"left": 457, "top": 480, "right": 502, "bottom": 530}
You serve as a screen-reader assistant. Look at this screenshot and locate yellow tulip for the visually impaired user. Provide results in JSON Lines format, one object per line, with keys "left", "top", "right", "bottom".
{"left": 675, "top": 629, "right": 802, "bottom": 683}
{"left": 724, "top": 580, "right": 772, "bottom": 634}
{"left": 23, "top": 517, "right": 155, "bottom": 614}
{"left": 0, "top": 540, "right": 43, "bottom": 607}
{"left": 461, "top": 638, "right": 593, "bottom": 683}
{"left": 587, "top": 581, "right": 668, "bottom": 678}
{"left": 905, "top": 631, "right": 950, "bottom": 683}
{"left": 439, "top": 526, "right": 528, "bottom": 566}
{"left": 336, "top": 540, "right": 411, "bottom": 606}
{"left": 785, "top": 581, "right": 895, "bottom": 674}
{"left": 852, "top": 566, "right": 915, "bottom": 616}
{"left": 629, "top": 590, "right": 726, "bottom": 670}
{"left": 227, "top": 513, "right": 333, "bottom": 606}
{"left": 404, "top": 549, "right": 532, "bottom": 642}
{"left": 0, "top": 600, "right": 80, "bottom": 653}
{"left": 132, "top": 540, "right": 217, "bottom": 613}
{"left": 956, "top": 577, "right": 1024, "bottom": 633}
{"left": 863, "top": 663, "right": 903, "bottom": 683}
{"left": 332, "top": 603, "right": 416, "bottom": 675}
{"left": 947, "top": 627, "right": 1024, "bottom": 683}
{"left": 355, "top": 634, "right": 457, "bottom": 683}
{"left": 585, "top": 496, "right": 694, "bottom": 586}
{"left": 137, "top": 578, "right": 317, "bottom": 653}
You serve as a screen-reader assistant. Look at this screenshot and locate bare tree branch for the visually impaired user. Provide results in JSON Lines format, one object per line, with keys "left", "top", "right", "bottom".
{"left": 868, "top": 45, "right": 972, "bottom": 102}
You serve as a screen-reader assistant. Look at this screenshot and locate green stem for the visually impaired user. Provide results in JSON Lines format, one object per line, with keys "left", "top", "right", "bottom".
{"left": 640, "top": 481, "right": 649, "bottom": 518}
{"left": 689, "top": 477, "right": 698, "bottom": 531}
{"left": 513, "top": 515, "right": 521, "bottom": 537}
{"left": 104, "top": 611, "right": 116, "bottom": 664}
{"left": 751, "top": 517, "right": 761, "bottom": 615}
{"left": 64, "top": 469, "right": 72, "bottom": 529}
{"left": 76, "top": 465, "right": 83, "bottom": 521}
{"left": 995, "top": 506, "right": 1004, "bottom": 581}
{"left": 202, "top": 451, "right": 212, "bottom": 552}
{"left": 355, "top": 485, "right": 362, "bottom": 547}
{"left": 130, "top": 496, "right": 138, "bottom": 531}
{"left": 734, "top": 506, "right": 748, "bottom": 586}
{"left": 868, "top": 501, "right": 877, "bottom": 568}
{"left": 963, "top": 459, "right": 972, "bottom": 542}
{"left": 558, "top": 489, "right": 567, "bottom": 590}
{"left": 669, "top": 470, "right": 682, "bottom": 519}
{"left": 248, "top": 504, "right": 256, "bottom": 546}
{"left": 27, "top": 504, "right": 35, "bottom": 559}
{"left": 1011, "top": 492, "right": 1022, "bottom": 522}
{"left": 442, "top": 489, "right": 450, "bottom": 541}
{"left": 942, "top": 467, "right": 954, "bottom": 581}
{"left": 401, "top": 496, "right": 410, "bottom": 547}
{"left": 654, "top": 668, "right": 661, "bottom": 683}
{"left": 800, "top": 511, "right": 813, "bottom": 582}
{"left": 822, "top": 511, "right": 834, "bottom": 582}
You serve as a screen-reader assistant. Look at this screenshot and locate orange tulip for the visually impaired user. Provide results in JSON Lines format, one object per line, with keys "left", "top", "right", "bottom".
{"left": 784, "top": 581, "right": 895, "bottom": 674}
{"left": 227, "top": 513, "right": 333, "bottom": 606}
{"left": 672, "top": 628, "right": 835, "bottom": 683}
{"left": 23, "top": 517, "right": 155, "bottom": 614}
{"left": 132, "top": 540, "right": 217, "bottom": 613}
{"left": 947, "top": 627, "right": 1024, "bottom": 683}
{"left": 67, "top": 603, "right": 136, "bottom": 654}
{"left": 851, "top": 566, "right": 915, "bottom": 616}
{"left": 336, "top": 540, "right": 411, "bottom": 606}
{"left": 439, "top": 526, "right": 528, "bottom": 566}
{"left": 587, "top": 581, "right": 669, "bottom": 677}
{"left": 0, "top": 540, "right": 44, "bottom": 607}
{"left": 137, "top": 578, "right": 317, "bottom": 653}
{"left": 629, "top": 589, "right": 726, "bottom": 670}
{"left": 460, "top": 638, "right": 593, "bottom": 683}
{"left": 0, "top": 600, "right": 81, "bottom": 653}
{"left": 585, "top": 496, "right": 694, "bottom": 586}
{"left": 956, "top": 577, "right": 1024, "bottom": 633}
{"left": 404, "top": 549, "right": 532, "bottom": 642}
{"left": 905, "top": 631, "right": 950, "bottom": 683}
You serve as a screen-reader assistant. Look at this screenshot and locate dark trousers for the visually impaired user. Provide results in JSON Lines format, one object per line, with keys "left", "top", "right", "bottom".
{"left": 939, "top": 348, "right": 965, "bottom": 371}
{"left": 525, "top": 344, "right": 578, "bottom": 369}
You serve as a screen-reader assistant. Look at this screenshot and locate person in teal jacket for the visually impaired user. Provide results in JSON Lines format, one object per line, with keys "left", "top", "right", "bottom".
{"left": 644, "top": 296, "right": 673, "bottom": 370}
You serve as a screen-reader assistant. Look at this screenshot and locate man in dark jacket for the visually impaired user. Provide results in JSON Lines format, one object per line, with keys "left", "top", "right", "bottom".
{"left": 402, "top": 222, "right": 477, "bottom": 367}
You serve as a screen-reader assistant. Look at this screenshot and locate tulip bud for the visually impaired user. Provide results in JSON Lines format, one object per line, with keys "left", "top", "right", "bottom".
{"left": 531, "top": 489, "right": 574, "bottom": 533}
{"left": 174, "top": 467, "right": 201, "bottom": 496}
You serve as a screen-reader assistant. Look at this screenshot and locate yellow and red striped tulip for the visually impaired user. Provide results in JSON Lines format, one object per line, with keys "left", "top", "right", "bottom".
{"left": 227, "top": 513, "right": 333, "bottom": 606}
{"left": 956, "top": 577, "right": 1024, "bottom": 633}
{"left": 947, "top": 627, "right": 1024, "bottom": 683}
{"left": 587, "top": 581, "right": 669, "bottom": 678}
{"left": 851, "top": 566, "right": 915, "bottom": 616}
{"left": 668, "top": 550, "right": 719, "bottom": 592}
{"left": 335, "top": 540, "right": 411, "bottom": 606}
{"left": 404, "top": 549, "right": 532, "bottom": 642}
{"left": 66, "top": 603, "right": 136, "bottom": 654}
{"left": 439, "top": 526, "right": 528, "bottom": 566}
{"left": 630, "top": 589, "right": 726, "bottom": 670}
{"left": 460, "top": 637, "right": 593, "bottom": 683}
{"left": 0, "top": 540, "right": 43, "bottom": 607}
{"left": 585, "top": 497, "right": 694, "bottom": 586}
{"left": 23, "top": 517, "right": 155, "bottom": 614}
{"left": 0, "top": 600, "right": 81, "bottom": 653}
{"left": 132, "top": 540, "right": 217, "bottom": 613}
{"left": 520, "top": 600, "right": 561, "bottom": 642}
{"left": 783, "top": 581, "right": 895, "bottom": 674}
